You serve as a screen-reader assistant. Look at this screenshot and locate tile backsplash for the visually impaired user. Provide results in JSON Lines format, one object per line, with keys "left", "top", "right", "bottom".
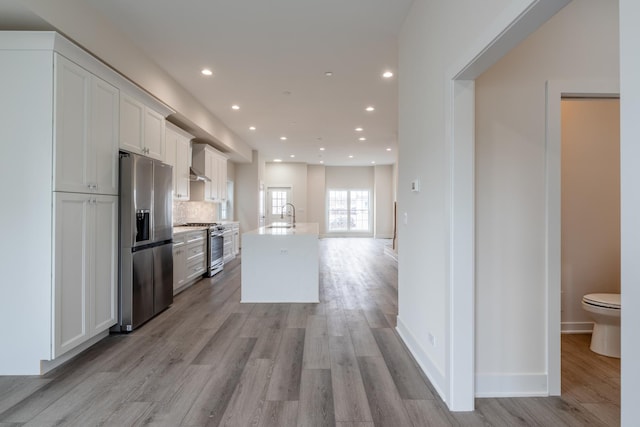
{"left": 173, "top": 200, "right": 218, "bottom": 225}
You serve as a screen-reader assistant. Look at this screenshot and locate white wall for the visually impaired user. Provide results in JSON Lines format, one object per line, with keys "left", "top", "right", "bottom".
{"left": 397, "top": 0, "right": 515, "bottom": 400}
{"left": 236, "top": 151, "right": 264, "bottom": 235}
{"left": 474, "top": 0, "right": 618, "bottom": 394}
{"left": 263, "top": 163, "right": 394, "bottom": 238}
{"left": 374, "top": 165, "right": 394, "bottom": 238}
{"left": 307, "top": 165, "right": 327, "bottom": 234}
{"left": 561, "top": 99, "right": 620, "bottom": 331}
{"left": 265, "top": 162, "right": 308, "bottom": 223}
{"left": 619, "top": 1, "right": 640, "bottom": 423}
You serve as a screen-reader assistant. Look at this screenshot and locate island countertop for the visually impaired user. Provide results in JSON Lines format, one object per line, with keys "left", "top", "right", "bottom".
{"left": 244, "top": 222, "right": 319, "bottom": 236}
{"left": 241, "top": 222, "right": 319, "bottom": 303}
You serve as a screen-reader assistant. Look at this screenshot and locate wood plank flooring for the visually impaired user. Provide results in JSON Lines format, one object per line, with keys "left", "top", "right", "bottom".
{"left": 0, "top": 238, "right": 619, "bottom": 426}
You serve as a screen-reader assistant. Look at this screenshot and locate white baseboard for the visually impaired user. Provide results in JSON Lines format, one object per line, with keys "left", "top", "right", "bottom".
{"left": 40, "top": 330, "right": 109, "bottom": 374}
{"left": 375, "top": 233, "right": 394, "bottom": 239}
{"left": 561, "top": 321, "right": 593, "bottom": 334}
{"left": 396, "top": 317, "right": 448, "bottom": 403}
{"left": 475, "top": 373, "right": 548, "bottom": 397}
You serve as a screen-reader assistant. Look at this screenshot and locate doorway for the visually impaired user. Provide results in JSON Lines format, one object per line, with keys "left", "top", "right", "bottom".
{"left": 545, "top": 82, "right": 620, "bottom": 394}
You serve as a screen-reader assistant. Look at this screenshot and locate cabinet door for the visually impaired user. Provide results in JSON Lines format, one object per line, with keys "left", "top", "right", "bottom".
{"left": 204, "top": 149, "right": 217, "bottom": 201}
{"left": 165, "top": 126, "right": 178, "bottom": 197}
{"left": 144, "top": 108, "right": 165, "bottom": 161}
{"left": 120, "top": 93, "right": 144, "bottom": 154}
{"left": 54, "top": 55, "right": 91, "bottom": 193}
{"left": 91, "top": 195, "right": 118, "bottom": 335}
{"left": 217, "top": 155, "right": 227, "bottom": 201}
{"left": 91, "top": 78, "right": 119, "bottom": 195}
{"left": 173, "top": 244, "right": 187, "bottom": 291}
{"left": 53, "top": 193, "right": 91, "bottom": 357}
{"left": 175, "top": 136, "right": 191, "bottom": 200}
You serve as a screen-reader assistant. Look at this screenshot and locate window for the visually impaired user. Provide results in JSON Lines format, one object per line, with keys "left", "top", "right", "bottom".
{"left": 327, "top": 189, "right": 370, "bottom": 232}
{"left": 271, "top": 190, "right": 287, "bottom": 215}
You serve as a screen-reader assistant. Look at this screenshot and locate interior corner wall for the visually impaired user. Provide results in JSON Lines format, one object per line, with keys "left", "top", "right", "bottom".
{"left": 474, "top": 0, "right": 619, "bottom": 396}
{"left": 307, "top": 165, "right": 326, "bottom": 235}
{"left": 374, "top": 165, "right": 394, "bottom": 238}
{"left": 236, "top": 151, "right": 263, "bottom": 235}
{"left": 397, "top": 0, "right": 515, "bottom": 401}
{"left": 561, "top": 99, "right": 620, "bottom": 331}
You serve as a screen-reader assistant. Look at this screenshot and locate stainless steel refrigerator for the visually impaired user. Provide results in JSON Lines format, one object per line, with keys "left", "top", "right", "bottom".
{"left": 115, "top": 151, "right": 173, "bottom": 332}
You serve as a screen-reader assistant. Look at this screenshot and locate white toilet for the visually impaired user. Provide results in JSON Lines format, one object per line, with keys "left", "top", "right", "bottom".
{"left": 582, "top": 293, "right": 621, "bottom": 358}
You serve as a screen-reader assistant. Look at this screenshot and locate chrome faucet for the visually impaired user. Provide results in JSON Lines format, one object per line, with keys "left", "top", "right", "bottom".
{"left": 280, "top": 203, "right": 296, "bottom": 227}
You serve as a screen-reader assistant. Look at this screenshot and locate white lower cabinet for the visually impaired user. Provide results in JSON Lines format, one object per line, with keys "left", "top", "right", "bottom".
{"left": 173, "top": 229, "right": 207, "bottom": 294}
{"left": 53, "top": 192, "right": 117, "bottom": 358}
{"left": 173, "top": 237, "right": 187, "bottom": 292}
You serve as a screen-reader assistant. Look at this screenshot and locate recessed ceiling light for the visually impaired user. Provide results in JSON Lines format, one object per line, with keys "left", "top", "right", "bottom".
{"left": 319, "top": 147, "right": 325, "bottom": 151}
{"left": 290, "top": 154, "right": 295, "bottom": 158}
{"left": 365, "top": 106, "right": 375, "bottom": 112}
{"left": 359, "top": 137, "right": 366, "bottom": 141}
{"left": 201, "top": 68, "right": 213, "bottom": 76}
{"left": 355, "top": 127, "right": 363, "bottom": 132}
{"left": 274, "top": 159, "right": 282, "bottom": 162}
{"left": 348, "top": 155, "right": 354, "bottom": 159}
{"left": 371, "top": 161, "right": 376, "bottom": 164}
{"left": 231, "top": 104, "right": 240, "bottom": 110}
{"left": 325, "top": 71, "right": 333, "bottom": 77}
{"left": 382, "top": 71, "right": 394, "bottom": 79}
{"left": 386, "top": 148, "right": 392, "bottom": 151}
{"left": 280, "top": 136, "right": 287, "bottom": 141}
{"left": 249, "top": 126, "right": 256, "bottom": 131}
{"left": 320, "top": 160, "right": 324, "bottom": 164}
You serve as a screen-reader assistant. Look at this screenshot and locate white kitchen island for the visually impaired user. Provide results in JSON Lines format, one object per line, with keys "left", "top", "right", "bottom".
{"left": 241, "top": 222, "right": 319, "bottom": 303}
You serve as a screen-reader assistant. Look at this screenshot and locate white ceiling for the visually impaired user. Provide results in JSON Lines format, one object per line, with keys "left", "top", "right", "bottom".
{"left": 1, "top": 0, "right": 413, "bottom": 166}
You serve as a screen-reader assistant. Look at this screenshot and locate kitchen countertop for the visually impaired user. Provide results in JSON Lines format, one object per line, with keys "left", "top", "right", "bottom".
{"left": 173, "top": 226, "right": 209, "bottom": 234}
{"left": 244, "top": 222, "right": 319, "bottom": 236}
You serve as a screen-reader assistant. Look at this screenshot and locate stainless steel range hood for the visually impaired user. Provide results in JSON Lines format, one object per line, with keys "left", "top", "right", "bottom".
{"left": 189, "top": 166, "right": 211, "bottom": 182}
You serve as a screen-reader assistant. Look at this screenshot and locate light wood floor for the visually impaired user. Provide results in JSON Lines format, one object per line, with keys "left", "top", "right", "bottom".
{"left": 0, "top": 238, "right": 620, "bottom": 426}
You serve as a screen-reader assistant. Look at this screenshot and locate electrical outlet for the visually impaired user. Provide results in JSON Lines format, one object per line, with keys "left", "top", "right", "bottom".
{"left": 280, "top": 248, "right": 288, "bottom": 255}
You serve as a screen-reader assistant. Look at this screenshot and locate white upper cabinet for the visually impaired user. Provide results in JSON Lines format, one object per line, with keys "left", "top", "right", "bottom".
{"left": 119, "top": 92, "right": 166, "bottom": 161}
{"left": 191, "top": 143, "right": 227, "bottom": 202}
{"left": 144, "top": 107, "right": 165, "bottom": 160}
{"left": 165, "top": 123, "right": 193, "bottom": 200}
{"left": 53, "top": 55, "right": 119, "bottom": 195}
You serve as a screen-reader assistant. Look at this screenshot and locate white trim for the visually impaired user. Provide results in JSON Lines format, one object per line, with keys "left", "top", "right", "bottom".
{"left": 40, "top": 330, "right": 109, "bottom": 374}
{"left": 545, "top": 80, "right": 619, "bottom": 396}
{"left": 561, "top": 322, "right": 593, "bottom": 334}
{"left": 396, "top": 317, "right": 447, "bottom": 402}
{"left": 475, "top": 373, "right": 548, "bottom": 398}
{"left": 448, "top": 79, "right": 475, "bottom": 411}
{"left": 443, "top": 0, "right": 571, "bottom": 410}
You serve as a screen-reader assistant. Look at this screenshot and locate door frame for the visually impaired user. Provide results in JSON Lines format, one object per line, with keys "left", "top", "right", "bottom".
{"left": 446, "top": 0, "right": 571, "bottom": 410}
{"left": 544, "top": 80, "right": 619, "bottom": 394}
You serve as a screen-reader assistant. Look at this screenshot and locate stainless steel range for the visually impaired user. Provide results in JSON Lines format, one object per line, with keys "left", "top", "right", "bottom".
{"left": 181, "top": 222, "right": 226, "bottom": 276}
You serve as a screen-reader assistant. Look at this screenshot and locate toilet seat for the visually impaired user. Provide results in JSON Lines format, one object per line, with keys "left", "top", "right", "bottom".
{"left": 583, "top": 293, "right": 621, "bottom": 310}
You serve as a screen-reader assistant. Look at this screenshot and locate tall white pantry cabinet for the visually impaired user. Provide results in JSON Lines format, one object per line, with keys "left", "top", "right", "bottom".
{"left": 0, "top": 33, "right": 124, "bottom": 374}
